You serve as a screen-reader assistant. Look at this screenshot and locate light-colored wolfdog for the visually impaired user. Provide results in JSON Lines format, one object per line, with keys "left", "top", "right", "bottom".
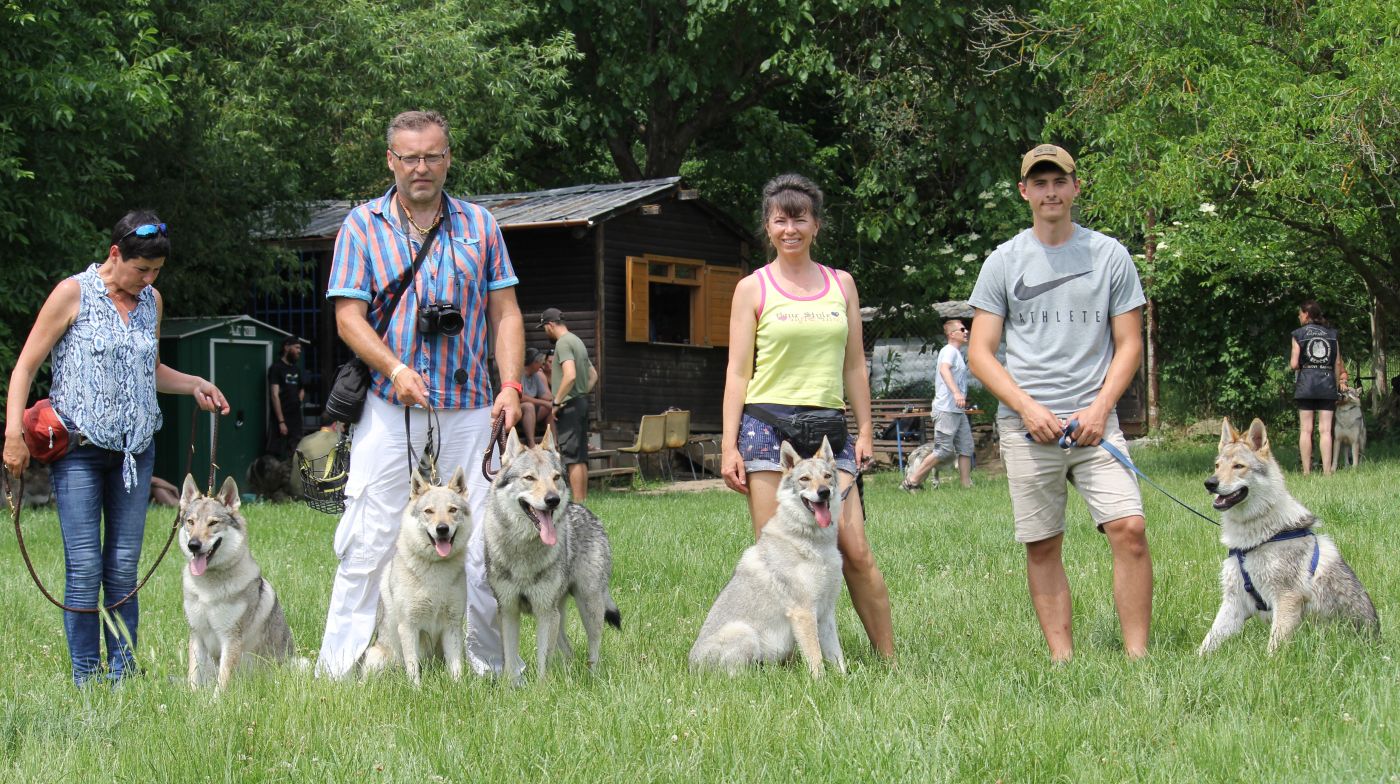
{"left": 361, "top": 465, "right": 472, "bottom": 685}
{"left": 179, "top": 475, "right": 296, "bottom": 692}
{"left": 1198, "top": 418, "right": 1379, "bottom": 655}
{"left": 1333, "top": 387, "right": 1366, "bottom": 469}
{"left": 901, "top": 442, "right": 948, "bottom": 489}
{"left": 690, "top": 438, "right": 845, "bottom": 677}
{"left": 485, "top": 428, "right": 621, "bottom": 682}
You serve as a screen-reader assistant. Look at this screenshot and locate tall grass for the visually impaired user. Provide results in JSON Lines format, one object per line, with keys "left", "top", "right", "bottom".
{"left": 2, "top": 439, "right": 1397, "bottom": 782}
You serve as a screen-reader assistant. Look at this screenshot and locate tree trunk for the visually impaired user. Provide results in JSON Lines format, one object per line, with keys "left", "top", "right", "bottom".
{"left": 1144, "top": 210, "right": 1160, "bottom": 431}
{"left": 1372, "top": 292, "right": 1390, "bottom": 406}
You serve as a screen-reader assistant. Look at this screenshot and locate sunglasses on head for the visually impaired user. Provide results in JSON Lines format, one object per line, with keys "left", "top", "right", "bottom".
{"left": 119, "top": 223, "right": 167, "bottom": 240}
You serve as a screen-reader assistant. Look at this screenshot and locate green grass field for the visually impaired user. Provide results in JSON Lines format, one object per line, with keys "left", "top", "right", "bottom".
{"left": 3, "top": 438, "right": 1398, "bottom": 783}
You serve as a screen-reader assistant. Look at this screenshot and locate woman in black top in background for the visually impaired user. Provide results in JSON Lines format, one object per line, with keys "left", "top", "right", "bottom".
{"left": 1290, "top": 299, "right": 1348, "bottom": 475}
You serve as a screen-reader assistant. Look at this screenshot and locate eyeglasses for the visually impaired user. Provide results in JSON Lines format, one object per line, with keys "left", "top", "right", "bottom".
{"left": 389, "top": 149, "right": 449, "bottom": 168}
{"left": 958, "top": 327, "right": 970, "bottom": 332}
{"left": 119, "top": 223, "right": 167, "bottom": 240}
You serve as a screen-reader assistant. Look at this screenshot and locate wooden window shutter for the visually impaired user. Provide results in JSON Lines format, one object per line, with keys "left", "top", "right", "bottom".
{"left": 625, "top": 256, "right": 649, "bottom": 343}
{"left": 704, "top": 266, "right": 742, "bottom": 347}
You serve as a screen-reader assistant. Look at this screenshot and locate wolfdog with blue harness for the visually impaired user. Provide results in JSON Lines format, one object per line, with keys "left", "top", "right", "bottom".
{"left": 1198, "top": 418, "right": 1379, "bottom": 655}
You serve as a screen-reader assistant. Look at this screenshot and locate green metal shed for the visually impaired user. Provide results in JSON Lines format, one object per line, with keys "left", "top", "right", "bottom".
{"left": 155, "top": 316, "right": 300, "bottom": 490}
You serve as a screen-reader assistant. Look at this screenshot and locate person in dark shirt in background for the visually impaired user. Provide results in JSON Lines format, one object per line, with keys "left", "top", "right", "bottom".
{"left": 267, "top": 336, "right": 305, "bottom": 458}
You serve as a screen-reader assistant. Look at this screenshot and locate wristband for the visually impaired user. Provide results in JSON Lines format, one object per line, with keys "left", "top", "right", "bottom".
{"left": 500, "top": 380, "right": 523, "bottom": 395}
{"left": 389, "top": 363, "right": 408, "bottom": 384}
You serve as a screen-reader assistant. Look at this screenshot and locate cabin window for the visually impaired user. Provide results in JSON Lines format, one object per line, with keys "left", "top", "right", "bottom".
{"left": 626, "top": 255, "right": 742, "bottom": 347}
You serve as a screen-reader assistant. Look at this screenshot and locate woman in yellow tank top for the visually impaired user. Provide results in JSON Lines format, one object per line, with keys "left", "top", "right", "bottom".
{"left": 720, "top": 174, "right": 894, "bottom": 660}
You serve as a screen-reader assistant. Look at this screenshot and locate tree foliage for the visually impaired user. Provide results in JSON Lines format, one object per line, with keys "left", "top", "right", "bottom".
{"left": 118, "top": 0, "right": 577, "bottom": 318}
{"left": 534, "top": 0, "right": 1053, "bottom": 339}
{"left": 0, "top": 0, "right": 575, "bottom": 403}
{"left": 0, "top": 0, "right": 182, "bottom": 371}
{"left": 977, "top": 0, "right": 1398, "bottom": 418}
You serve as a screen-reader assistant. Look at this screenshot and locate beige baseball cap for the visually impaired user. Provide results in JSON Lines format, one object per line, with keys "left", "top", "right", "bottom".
{"left": 1020, "top": 144, "right": 1076, "bottom": 178}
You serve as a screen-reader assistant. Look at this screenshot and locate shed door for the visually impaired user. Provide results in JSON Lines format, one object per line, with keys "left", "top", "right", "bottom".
{"left": 210, "top": 340, "right": 272, "bottom": 485}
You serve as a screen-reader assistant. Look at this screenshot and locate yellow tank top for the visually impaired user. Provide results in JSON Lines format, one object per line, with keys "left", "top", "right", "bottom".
{"left": 745, "top": 263, "right": 848, "bottom": 409}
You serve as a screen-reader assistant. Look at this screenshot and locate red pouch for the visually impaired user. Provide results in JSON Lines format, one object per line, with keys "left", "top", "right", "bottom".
{"left": 22, "top": 399, "right": 73, "bottom": 463}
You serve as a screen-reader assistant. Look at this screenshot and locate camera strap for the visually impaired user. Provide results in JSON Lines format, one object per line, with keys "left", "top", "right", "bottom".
{"left": 375, "top": 194, "right": 445, "bottom": 340}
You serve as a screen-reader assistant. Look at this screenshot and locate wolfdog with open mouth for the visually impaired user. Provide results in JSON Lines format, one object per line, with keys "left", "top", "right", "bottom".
{"left": 690, "top": 437, "right": 845, "bottom": 677}
{"left": 1199, "top": 418, "right": 1379, "bottom": 654}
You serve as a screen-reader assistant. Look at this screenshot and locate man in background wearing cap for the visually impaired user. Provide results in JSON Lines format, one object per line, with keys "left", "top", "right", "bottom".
{"left": 539, "top": 308, "right": 597, "bottom": 500}
{"left": 966, "top": 144, "right": 1152, "bottom": 662}
{"left": 519, "top": 346, "right": 554, "bottom": 448}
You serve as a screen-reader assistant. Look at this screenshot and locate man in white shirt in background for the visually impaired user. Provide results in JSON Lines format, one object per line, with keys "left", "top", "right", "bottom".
{"left": 902, "top": 318, "right": 974, "bottom": 490}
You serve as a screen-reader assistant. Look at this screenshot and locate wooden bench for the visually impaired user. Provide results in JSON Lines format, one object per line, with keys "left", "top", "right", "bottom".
{"left": 586, "top": 449, "right": 639, "bottom": 486}
{"left": 845, "top": 399, "right": 987, "bottom": 469}
{"left": 848, "top": 398, "right": 930, "bottom": 467}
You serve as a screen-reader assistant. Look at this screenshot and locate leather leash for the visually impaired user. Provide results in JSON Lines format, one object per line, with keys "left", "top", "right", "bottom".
{"left": 481, "top": 411, "right": 507, "bottom": 482}
{"left": 4, "top": 407, "right": 208, "bottom": 613}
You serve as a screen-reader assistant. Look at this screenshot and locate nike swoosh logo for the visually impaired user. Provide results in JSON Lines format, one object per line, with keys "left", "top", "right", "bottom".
{"left": 1013, "top": 270, "right": 1092, "bottom": 301}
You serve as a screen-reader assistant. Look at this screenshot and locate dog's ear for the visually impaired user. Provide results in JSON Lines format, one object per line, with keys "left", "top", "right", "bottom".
{"left": 217, "top": 475, "right": 241, "bottom": 511}
{"left": 1245, "top": 418, "right": 1270, "bottom": 456}
{"left": 1219, "top": 417, "right": 1238, "bottom": 449}
{"left": 179, "top": 474, "right": 201, "bottom": 510}
{"left": 410, "top": 465, "right": 431, "bottom": 499}
{"left": 818, "top": 435, "right": 834, "bottom": 463}
{"left": 503, "top": 427, "right": 524, "bottom": 468}
{"left": 541, "top": 425, "right": 556, "bottom": 453}
{"left": 447, "top": 465, "right": 468, "bottom": 496}
{"left": 779, "top": 440, "right": 800, "bottom": 472}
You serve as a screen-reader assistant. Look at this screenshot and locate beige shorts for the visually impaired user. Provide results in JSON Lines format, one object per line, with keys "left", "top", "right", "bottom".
{"left": 997, "top": 414, "right": 1143, "bottom": 543}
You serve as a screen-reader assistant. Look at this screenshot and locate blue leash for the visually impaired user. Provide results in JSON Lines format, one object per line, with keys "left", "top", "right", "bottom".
{"left": 1026, "top": 420, "right": 1220, "bottom": 527}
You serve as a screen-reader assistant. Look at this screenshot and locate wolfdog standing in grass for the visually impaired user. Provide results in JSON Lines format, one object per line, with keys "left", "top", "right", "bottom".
{"left": 485, "top": 428, "right": 620, "bottom": 682}
{"left": 1199, "top": 418, "right": 1379, "bottom": 655}
{"left": 690, "top": 438, "right": 845, "bottom": 677}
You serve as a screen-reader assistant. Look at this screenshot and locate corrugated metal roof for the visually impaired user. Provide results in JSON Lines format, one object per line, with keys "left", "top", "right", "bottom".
{"left": 475, "top": 177, "right": 682, "bottom": 228}
{"left": 861, "top": 300, "right": 973, "bottom": 322}
{"left": 286, "top": 177, "right": 685, "bottom": 239}
{"left": 161, "top": 315, "right": 301, "bottom": 340}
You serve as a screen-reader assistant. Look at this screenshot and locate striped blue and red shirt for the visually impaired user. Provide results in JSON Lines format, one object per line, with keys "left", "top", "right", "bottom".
{"left": 326, "top": 186, "right": 518, "bottom": 410}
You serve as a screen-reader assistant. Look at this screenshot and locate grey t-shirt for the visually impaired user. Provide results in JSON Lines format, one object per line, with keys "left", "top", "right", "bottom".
{"left": 521, "top": 369, "right": 548, "bottom": 400}
{"left": 968, "top": 225, "right": 1145, "bottom": 417}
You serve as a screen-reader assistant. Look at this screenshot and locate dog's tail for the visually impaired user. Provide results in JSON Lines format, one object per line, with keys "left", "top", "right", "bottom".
{"left": 604, "top": 593, "right": 622, "bottom": 631}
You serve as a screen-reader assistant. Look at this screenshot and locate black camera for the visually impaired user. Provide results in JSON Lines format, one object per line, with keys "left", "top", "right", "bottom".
{"left": 418, "top": 303, "right": 464, "bottom": 336}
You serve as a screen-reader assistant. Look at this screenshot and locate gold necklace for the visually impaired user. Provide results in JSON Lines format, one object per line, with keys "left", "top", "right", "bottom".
{"left": 398, "top": 195, "right": 442, "bottom": 235}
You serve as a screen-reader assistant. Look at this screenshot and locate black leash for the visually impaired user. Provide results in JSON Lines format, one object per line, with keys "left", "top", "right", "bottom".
{"left": 403, "top": 404, "right": 442, "bottom": 485}
{"left": 4, "top": 408, "right": 209, "bottom": 613}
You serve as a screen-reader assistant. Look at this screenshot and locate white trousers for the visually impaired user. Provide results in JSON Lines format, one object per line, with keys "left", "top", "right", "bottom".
{"left": 316, "top": 394, "right": 503, "bottom": 678}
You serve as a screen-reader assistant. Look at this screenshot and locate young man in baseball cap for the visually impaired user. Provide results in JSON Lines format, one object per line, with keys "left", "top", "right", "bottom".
{"left": 967, "top": 144, "right": 1152, "bottom": 662}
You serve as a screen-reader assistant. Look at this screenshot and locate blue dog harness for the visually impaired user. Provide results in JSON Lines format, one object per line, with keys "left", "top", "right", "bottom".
{"left": 1228, "top": 528, "right": 1321, "bottom": 612}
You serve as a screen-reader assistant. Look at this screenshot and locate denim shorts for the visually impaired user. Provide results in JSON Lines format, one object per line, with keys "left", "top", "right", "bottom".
{"left": 739, "top": 412, "right": 858, "bottom": 475}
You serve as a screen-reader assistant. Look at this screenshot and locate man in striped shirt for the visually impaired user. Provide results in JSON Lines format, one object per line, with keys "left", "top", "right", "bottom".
{"left": 316, "top": 110, "right": 525, "bottom": 678}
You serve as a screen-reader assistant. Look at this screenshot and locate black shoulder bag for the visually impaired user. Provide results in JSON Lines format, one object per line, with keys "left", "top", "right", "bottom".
{"left": 323, "top": 213, "right": 442, "bottom": 424}
{"left": 743, "top": 404, "right": 850, "bottom": 457}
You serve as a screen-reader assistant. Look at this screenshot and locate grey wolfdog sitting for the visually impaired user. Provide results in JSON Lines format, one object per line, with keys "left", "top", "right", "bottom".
{"left": 1199, "top": 418, "right": 1379, "bottom": 655}
{"left": 361, "top": 465, "right": 472, "bottom": 686}
{"left": 179, "top": 475, "right": 296, "bottom": 692}
{"left": 690, "top": 438, "right": 846, "bottom": 677}
{"left": 485, "top": 428, "right": 621, "bottom": 682}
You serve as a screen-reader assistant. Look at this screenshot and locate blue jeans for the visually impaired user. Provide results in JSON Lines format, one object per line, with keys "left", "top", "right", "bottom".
{"left": 50, "top": 443, "right": 154, "bottom": 685}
